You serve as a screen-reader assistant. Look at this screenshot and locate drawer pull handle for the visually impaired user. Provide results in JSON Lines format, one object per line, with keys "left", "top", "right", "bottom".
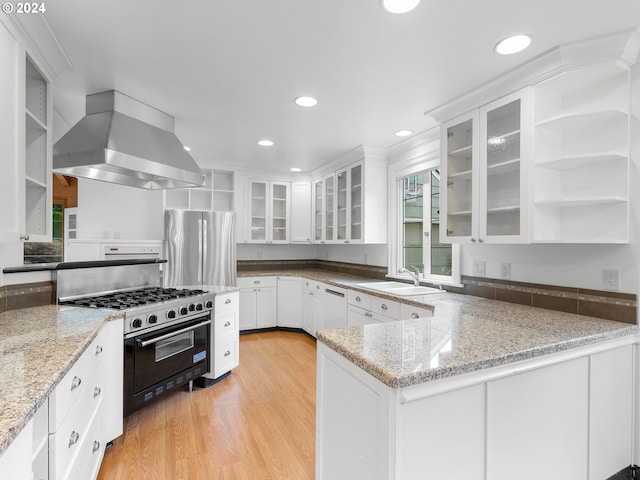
{"left": 95, "top": 345, "right": 103, "bottom": 355}
{"left": 93, "top": 441, "right": 101, "bottom": 453}
{"left": 254, "top": 280, "right": 261, "bottom": 284}
{"left": 71, "top": 376, "right": 82, "bottom": 391}
{"left": 224, "top": 321, "right": 231, "bottom": 327}
{"left": 355, "top": 296, "right": 361, "bottom": 302}
{"left": 381, "top": 304, "right": 388, "bottom": 310}
{"left": 365, "top": 312, "right": 373, "bottom": 318}
{"left": 69, "top": 431, "right": 80, "bottom": 448}
{"left": 411, "top": 313, "right": 419, "bottom": 319}
{"left": 224, "top": 350, "right": 231, "bottom": 357}
{"left": 225, "top": 298, "right": 231, "bottom": 304}
{"left": 94, "top": 386, "right": 102, "bottom": 398}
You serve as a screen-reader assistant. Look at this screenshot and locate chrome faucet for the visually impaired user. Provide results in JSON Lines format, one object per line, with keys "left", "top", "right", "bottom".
{"left": 398, "top": 267, "right": 420, "bottom": 286}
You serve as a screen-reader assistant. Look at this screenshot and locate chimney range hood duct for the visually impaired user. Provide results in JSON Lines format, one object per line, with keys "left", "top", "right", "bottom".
{"left": 53, "top": 90, "right": 205, "bottom": 189}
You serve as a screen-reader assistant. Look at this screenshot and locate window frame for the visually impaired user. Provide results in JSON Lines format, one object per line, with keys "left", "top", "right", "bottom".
{"left": 388, "top": 157, "right": 461, "bottom": 287}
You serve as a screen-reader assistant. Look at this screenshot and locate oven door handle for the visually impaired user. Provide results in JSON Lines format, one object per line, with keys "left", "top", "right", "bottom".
{"left": 136, "top": 320, "right": 212, "bottom": 347}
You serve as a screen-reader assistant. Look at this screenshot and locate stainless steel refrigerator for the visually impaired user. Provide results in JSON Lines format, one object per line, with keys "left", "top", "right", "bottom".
{"left": 164, "top": 210, "right": 237, "bottom": 287}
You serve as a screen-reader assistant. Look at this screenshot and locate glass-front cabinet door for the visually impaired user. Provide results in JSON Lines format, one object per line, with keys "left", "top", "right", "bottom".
{"left": 325, "top": 174, "right": 335, "bottom": 242}
{"left": 249, "top": 181, "right": 267, "bottom": 242}
{"left": 479, "top": 90, "right": 528, "bottom": 243}
{"left": 314, "top": 179, "right": 324, "bottom": 242}
{"left": 350, "top": 163, "right": 363, "bottom": 242}
{"left": 441, "top": 111, "right": 478, "bottom": 242}
{"left": 270, "top": 182, "right": 289, "bottom": 243}
{"left": 336, "top": 169, "right": 348, "bottom": 241}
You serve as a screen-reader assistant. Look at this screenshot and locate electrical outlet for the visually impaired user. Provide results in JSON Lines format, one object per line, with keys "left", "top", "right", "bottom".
{"left": 603, "top": 269, "right": 619, "bottom": 291}
{"left": 501, "top": 262, "right": 511, "bottom": 280}
{"left": 473, "top": 261, "right": 486, "bottom": 277}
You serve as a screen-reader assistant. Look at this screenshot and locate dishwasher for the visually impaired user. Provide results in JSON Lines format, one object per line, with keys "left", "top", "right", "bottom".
{"left": 322, "top": 286, "right": 348, "bottom": 329}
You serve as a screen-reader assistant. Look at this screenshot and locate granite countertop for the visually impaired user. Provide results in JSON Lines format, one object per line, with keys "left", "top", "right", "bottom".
{"left": 0, "top": 306, "right": 124, "bottom": 456}
{"left": 317, "top": 294, "right": 638, "bottom": 388}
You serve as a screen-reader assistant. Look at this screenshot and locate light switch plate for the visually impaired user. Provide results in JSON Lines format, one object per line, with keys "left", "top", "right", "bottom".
{"left": 473, "top": 261, "right": 486, "bottom": 277}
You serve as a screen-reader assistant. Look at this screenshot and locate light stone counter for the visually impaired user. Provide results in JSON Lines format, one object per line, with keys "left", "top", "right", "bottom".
{"left": 316, "top": 293, "right": 638, "bottom": 388}
{"left": 0, "top": 305, "right": 124, "bottom": 456}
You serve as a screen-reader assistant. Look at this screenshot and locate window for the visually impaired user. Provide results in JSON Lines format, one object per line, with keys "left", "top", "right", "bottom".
{"left": 397, "top": 168, "right": 459, "bottom": 285}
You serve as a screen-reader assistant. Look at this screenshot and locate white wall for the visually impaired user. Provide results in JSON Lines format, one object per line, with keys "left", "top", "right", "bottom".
{"left": 317, "top": 244, "right": 388, "bottom": 267}
{"left": 236, "top": 243, "right": 388, "bottom": 267}
{"left": 237, "top": 244, "right": 317, "bottom": 261}
{"left": 76, "top": 179, "right": 164, "bottom": 240}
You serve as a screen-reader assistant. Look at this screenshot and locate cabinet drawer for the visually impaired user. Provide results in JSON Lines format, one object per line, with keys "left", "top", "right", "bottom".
{"left": 215, "top": 291, "right": 239, "bottom": 313}
{"left": 371, "top": 311, "right": 396, "bottom": 323}
{"left": 302, "top": 279, "right": 324, "bottom": 293}
{"left": 49, "top": 377, "right": 103, "bottom": 480}
{"left": 214, "top": 340, "right": 239, "bottom": 378}
{"left": 347, "top": 290, "right": 372, "bottom": 310}
{"left": 237, "top": 276, "right": 277, "bottom": 288}
{"left": 399, "top": 303, "right": 433, "bottom": 320}
{"left": 370, "top": 297, "right": 400, "bottom": 319}
{"left": 215, "top": 308, "right": 238, "bottom": 344}
{"left": 49, "top": 331, "right": 107, "bottom": 431}
{"left": 63, "top": 405, "right": 104, "bottom": 480}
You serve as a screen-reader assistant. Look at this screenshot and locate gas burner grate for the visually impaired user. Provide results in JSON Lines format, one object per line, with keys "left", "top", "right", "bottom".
{"left": 59, "top": 287, "right": 208, "bottom": 310}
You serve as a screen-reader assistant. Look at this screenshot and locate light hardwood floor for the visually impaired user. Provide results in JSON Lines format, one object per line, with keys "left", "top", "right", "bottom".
{"left": 97, "top": 331, "right": 317, "bottom": 480}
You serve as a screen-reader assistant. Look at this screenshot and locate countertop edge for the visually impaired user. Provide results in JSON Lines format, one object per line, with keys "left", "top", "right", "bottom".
{"left": 317, "top": 325, "right": 639, "bottom": 388}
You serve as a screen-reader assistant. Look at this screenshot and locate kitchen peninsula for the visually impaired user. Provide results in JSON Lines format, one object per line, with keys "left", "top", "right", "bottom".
{"left": 315, "top": 293, "right": 638, "bottom": 480}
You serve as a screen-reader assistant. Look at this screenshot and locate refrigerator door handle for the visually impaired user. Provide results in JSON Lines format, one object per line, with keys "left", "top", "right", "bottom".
{"left": 202, "top": 218, "right": 208, "bottom": 285}
{"left": 198, "top": 219, "right": 204, "bottom": 284}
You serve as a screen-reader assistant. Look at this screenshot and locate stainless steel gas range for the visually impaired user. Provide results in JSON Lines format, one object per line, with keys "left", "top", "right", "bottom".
{"left": 56, "top": 260, "right": 214, "bottom": 416}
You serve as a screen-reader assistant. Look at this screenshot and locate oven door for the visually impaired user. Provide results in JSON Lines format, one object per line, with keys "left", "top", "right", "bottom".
{"left": 132, "top": 316, "right": 211, "bottom": 392}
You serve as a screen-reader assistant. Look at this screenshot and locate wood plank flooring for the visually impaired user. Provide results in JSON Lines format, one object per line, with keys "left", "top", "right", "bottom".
{"left": 97, "top": 331, "right": 317, "bottom": 480}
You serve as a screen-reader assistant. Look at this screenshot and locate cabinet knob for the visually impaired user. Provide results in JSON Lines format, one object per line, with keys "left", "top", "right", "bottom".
{"left": 470, "top": 238, "right": 477, "bottom": 243}
{"left": 19, "top": 234, "right": 30, "bottom": 241}
{"left": 224, "top": 350, "right": 231, "bottom": 357}
{"left": 94, "top": 386, "right": 102, "bottom": 398}
{"left": 254, "top": 280, "right": 261, "bottom": 284}
{"left": 95, "top": 345, "right": 103, "bottom": 355}
{"left": 93, "top": 441, "right": 101, "bottom": 453}
{"left": 365, "top": 312, "right": 373, "bottom": 318}
{"left": 68, "top": 431, "right": 80, "bottom": 448}
{"left": 381, "top": 304, "right": 388, "bottom": 310}
{"left": 478, "top": 238, "right": 485, "bottom": 243}
{"left": 355, "top": 296, "right": 361, "bottom": 302}
{"left": 225, "top": 298, "right": 231, "bottom": 304}
{"left": 344, "top": 240, "right": 349, "bottom": 244}
{"left": 224, "top": 321, "right": 231, "bottom": 327}
{"left": 411, "top": 313, "right": 419, "bottom": 319}
{"left": 71, "top": 376, "right": 82, "bottom": 391}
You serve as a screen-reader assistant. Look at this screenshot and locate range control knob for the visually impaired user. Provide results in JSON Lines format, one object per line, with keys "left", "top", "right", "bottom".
{"left": 195, "top": 303, "right": 203, "bottom": 311}
{"left": 205, "top": 300, "right": 213, "bottom": 309}
{"left": 167, "top": 310, "right": 176, "bottom": 319}
{"left": 147, "top": 314, "right": 158, "bottom": 324}
{"left": 188, "top": 303, "right": 196, "bottom": 312}
{"left": 131, "top": 318, "right": 143, "bottom": 329}
{"left": 180, "top": 306, "right": 189, "bottom": 316}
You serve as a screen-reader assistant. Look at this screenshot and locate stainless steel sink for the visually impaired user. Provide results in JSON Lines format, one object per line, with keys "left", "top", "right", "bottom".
{"left": 356, "top": 282, "right": 443, "bottom": 296}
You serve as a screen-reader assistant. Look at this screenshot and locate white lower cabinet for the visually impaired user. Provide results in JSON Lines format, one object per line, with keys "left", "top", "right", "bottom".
{"left": 302, "top": 279, "right": 324, "bottom": 337}
{"left": 206, "top": 292, "right": 240, "bottom": 379}
{"left": 347, "top": 290, "right": 433, "bottom": 326}
{"left": 317, "top": 340, "right": 635, "bottom": 480}
{"left": 48, "top": 318, "right": 122, "bottom": 480}
{"left": 277, "top": 277, "right": 303, "bottom": 328}
{"left": 237, "top": 277, "right": 277, "bottom": 330}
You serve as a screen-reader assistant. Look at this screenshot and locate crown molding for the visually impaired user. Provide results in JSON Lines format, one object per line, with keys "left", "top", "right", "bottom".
{"left": 425, "top": 28, "right": 640, "bottom": 124}
{"left": 3, "top": 13, "right": 72, "bottom": 79}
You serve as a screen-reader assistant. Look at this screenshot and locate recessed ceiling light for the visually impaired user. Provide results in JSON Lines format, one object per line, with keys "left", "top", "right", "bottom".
{"left": 394, "top": 130, "right": 413, "bottom": 137}
{"left": 495, "top": 34, "right": 532, "bottom": 55}
{"left": 258, "top": 139, "right": 274, "bottom": 147}
{"left": 290, "top": 167, "right": 302, "bottom": 172}
{"left": 183, "top": 146, "right": 191, "bottom": 152}
{"left": 381, "top": 0, "right": 420, "bottom": 14}
{"left": 294, "top": 96, "right": 318, "bottom": 107}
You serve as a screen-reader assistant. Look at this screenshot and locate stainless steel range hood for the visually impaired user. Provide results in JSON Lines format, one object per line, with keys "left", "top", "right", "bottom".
{"left": 53, "top": 90, "right": 205, "bottom": 189}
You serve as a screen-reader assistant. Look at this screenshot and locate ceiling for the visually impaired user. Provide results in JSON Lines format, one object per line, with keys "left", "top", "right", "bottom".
{"left": 44, "top": 0, "right": 640, "bottom": 175}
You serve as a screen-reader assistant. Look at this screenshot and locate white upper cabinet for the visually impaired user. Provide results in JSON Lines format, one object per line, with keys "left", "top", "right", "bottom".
{"left": 441, "top": 89, "right": 530, "bottom": 244}
{"left": 290, "top": 181, "right": 312, "bottom": 243}
{"left": 313, "top": 151, "right": 387, "bottom": 244}
{"left": 245, "top": 179, "right": 290, "bottom": 244}
{"left": 531, "top": 61, "right": 631, "bottom": 243}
